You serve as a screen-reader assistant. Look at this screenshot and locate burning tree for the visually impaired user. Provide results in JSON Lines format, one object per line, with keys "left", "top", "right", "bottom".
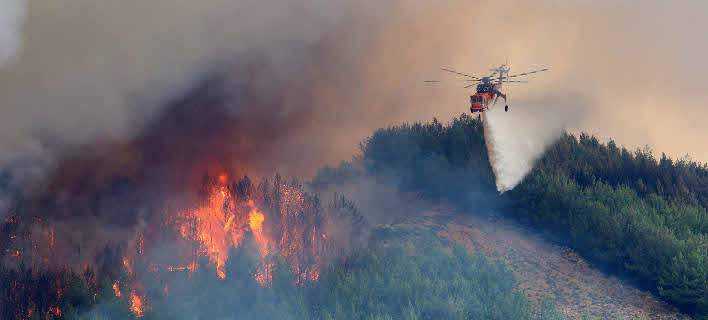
{"left": 0, "top": 70, "right": 371, "bottom": 319}
{"left": 0, "top": 171, "right": 366, "bottom": 319}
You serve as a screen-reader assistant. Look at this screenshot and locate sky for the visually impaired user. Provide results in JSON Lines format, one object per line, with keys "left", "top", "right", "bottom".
{"left": 0, "top": 0, "right": 706, "bottom": 177}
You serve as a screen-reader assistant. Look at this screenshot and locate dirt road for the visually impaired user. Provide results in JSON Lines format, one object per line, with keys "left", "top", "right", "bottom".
{"left": 423, "top": 210, "right": 691, "bottom": 320}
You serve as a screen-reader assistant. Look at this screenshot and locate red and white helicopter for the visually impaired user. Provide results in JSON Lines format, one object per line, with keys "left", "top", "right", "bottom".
{"left": 426, "top": 64, "right": 549, "bottom": 113}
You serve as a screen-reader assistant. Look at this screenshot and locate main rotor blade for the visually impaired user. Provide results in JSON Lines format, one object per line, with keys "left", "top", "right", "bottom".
{"left": 502, "top": 80, "right": 528, "bottom": 83}
{"left": 441, "top": 67, "right": 480, "bottom": 80}
{"left": 424, "top": 79, "right": 482, "bottom": 85}
{"left": 507, "top": 68, "right": 549, "bottom": 78}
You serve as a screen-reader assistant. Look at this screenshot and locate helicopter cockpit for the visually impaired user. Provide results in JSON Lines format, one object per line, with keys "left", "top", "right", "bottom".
{"left": 476, "top": 82, "right": 494, "bottom": 93}
{"left": 470, "top": 95, "right": 483, "bottom": 103}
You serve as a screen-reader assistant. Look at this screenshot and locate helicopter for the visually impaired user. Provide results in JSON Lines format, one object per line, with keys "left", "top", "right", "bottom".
{"left": 426, "top": 64, "right": 549, "bottom": 114}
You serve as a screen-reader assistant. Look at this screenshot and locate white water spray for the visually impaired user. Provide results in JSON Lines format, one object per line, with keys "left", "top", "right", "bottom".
{"left": 482, "top": 103, "right": 565, "bottom": 193}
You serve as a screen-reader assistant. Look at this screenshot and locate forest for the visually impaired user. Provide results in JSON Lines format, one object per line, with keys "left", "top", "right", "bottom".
{"left": 315, "top": 115, "right": 707, "bottom": 317}
{"left": 0, "top": 170, "right": 559, "bottom": 319}
{"left": 0, "top": 220, "right": 558, "bottom": 319}
{"left": 1, "top": 114, "right": 706, "bottom": 319}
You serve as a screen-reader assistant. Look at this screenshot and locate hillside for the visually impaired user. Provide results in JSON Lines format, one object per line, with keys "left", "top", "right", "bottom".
{"left": 434, "top": 209, "right": 689, "bottom": 319}
{"left": 314, "top": 115, "right": 708, "bottom": 318}
{"left": 1, "top": 115, "right": 705, "bottom": 319}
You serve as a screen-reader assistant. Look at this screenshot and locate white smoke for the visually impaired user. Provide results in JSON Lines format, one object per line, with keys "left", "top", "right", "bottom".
{"left": 0, "top": 0, "right": 24, "bottom": 65}
{"left": 482, "top": 102, "right": 567, "bottom": 192}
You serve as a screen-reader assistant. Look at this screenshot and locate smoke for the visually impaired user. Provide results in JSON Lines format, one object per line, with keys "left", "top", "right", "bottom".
{"left": 0, "top": 0, "right": 418, "bottom": 276}
{"left": 362, "top": 0, "right": 708, "bottom": 162}
{"left": 1, "top": 0, "right": 707, "bottom": 183}
{"left": 0, "top": 0, "right": 702, "bottom": 269}
{"left": 0, "top": 0, "right": 24, "bottom": 66}
{"left": 315, "top": 172, "right": 434, "bottom": 226}
{"left": 0, "top": 62, "right": 342, "bottom": 269}
{"left": 0, "top": 0, "right": 357, "bottom": 171}
{"left": 2, "top": 1, "right": 705, "bottom": 316}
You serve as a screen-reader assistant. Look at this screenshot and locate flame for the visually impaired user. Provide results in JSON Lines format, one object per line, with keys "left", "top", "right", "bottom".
{"left": 173, "top": 175, "right": 281, "bottom": 283}
{"left": 112, "top": 281, "right": 121, "bottom": 298}
{"left": 2, "top": 173, "right": 335, "bottom": 318}
{"left": 254, "top": 262, "right": 273, "bottom": 286}
{"left": 247, "top": 202, "right": 273, "bottom": 285}
{"left": 123, "top": 257, "right": 133, "bottom": 276}
{"left": 49, "top": 306, "right": 62, "bottom": 318}
{"left": 178, "top": 179, "right": 238, "bottom": 279}
{"left": 309, "top": 268, "right": 320, "bottom": 281}
{"left": 248, "top": 206, "right": 265, "bottom": 232}
{"left": 130, "top": 290, "right": 145, "bottom": 318}
{"left": 48, "top": 227, "right": 55, "bottom": 249}
{"left": 217, "top": 173, "right": 229, "bottom": 185}
{"left": 248, "top": 202, "right": 268, "bottom": 256}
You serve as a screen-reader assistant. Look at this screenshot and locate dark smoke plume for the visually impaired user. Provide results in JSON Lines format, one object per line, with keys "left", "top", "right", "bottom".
{"left": 0, "top": 48, "right": 364, "bottom": 270}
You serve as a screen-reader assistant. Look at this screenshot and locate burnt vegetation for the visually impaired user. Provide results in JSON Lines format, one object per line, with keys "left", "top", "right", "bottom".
{"left": 0, "top": 171, "right": 554, "bottom": 319}
{"left": 1, "top": 113, "right": 706, "bottom": 319}
{"left": 0, "top": 73, "right": 552, "bottom": 319}
{"left": 0, "top": 190, "right": 556, "bottom": 319}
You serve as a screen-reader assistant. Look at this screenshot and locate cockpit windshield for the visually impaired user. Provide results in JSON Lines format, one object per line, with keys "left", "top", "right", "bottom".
{"left": 476, "top": 83, "right": 493, "bottom": 93}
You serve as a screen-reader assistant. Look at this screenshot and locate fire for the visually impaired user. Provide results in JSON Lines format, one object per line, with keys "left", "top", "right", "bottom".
{"left": 218, "top": 173, "right": 229, "bottom": 185}
{"left": 123, "top": 257, "right": 133, "bottom": 276}
{"left": 248, "top": 202, "right": 268, "bottom": 255}
{"left": 247, "top": 202, "right": 273, "bottom": 285}
{"left": 254, "top": 262, "right": 273, "bottom": 286}
{"left": 248, "top": 206, "right": 265, "bottom": 233}
{"left": 48, "top": 306, "right": 62, "bottom": 318}
{"left": 112, "top": 281, "right": 121, "bottom": 298}
{"left": 130, "top": 290, "right": 145, "bottom": 318}
{"left": 173, "top": 175, "right": 283, "bottom": 283}
{"left": 48, "top": 227, "right": 55, "bottom": 249}
{"left": 165, "top": 174, "right": 329, "bottom": 287}
{"left": 177, "top": 178, "right": 238, "bottom": 279}
{"left": 1, "top": 172, "right": 344, "bottom": 318}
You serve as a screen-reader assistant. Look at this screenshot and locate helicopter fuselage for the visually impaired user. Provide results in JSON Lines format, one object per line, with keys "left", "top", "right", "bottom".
{"left": 470, "top": 82, "right": 503, "bottom": 113}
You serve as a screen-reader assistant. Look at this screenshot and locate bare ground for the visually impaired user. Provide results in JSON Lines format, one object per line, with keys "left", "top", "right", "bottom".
{"left": 416, "top": 209, "right": 691, "bottom": 320}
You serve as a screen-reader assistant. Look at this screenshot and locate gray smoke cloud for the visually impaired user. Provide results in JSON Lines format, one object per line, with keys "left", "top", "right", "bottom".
{"left": 0, "top": 0, "right": 353, "bottom": 168}
{"left": 1, "top": 2, "right": 705, "bottom": 317}
{"left": 1, "top": 0, "right": 706, "bottom": 181}
{"left": 0, "top": 0, "right": 24, "bottom": 65}
{"left": 406, "top": 1, "right": 708, "bottom": 162}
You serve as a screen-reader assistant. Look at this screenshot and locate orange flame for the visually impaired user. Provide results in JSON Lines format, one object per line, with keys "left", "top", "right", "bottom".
{"left": 247, "top": 202, "right": 269, "bottom": 256}
{"left": 123, "top": 257, "right": 134, "bottom": 276}
{"left": 174, "top": 175, "right": 281, "bottom": 282}
{"left": 130, "top": 290, "right": 145, "bottom": 318}
{"left": 49, "top": 306, "right": 62, "bottom": 318}
{"left": 247, "top": 201, "right": 273, "bottom": 285}
{"left": 179, "top": 181, "right": 237, "bottom": 279}
{"left": 112, "top": 281, "right": 121, "bottom": 298}
{"left": 2, "top": 172, "right": 337, "bottom": 319}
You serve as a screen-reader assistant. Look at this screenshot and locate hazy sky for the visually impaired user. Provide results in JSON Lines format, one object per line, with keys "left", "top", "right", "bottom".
{"left": 0, "top": 0, "right": 706, "bottom": 175}
{"left": 361, "top": 0, "right": 708, "bottom": 162}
